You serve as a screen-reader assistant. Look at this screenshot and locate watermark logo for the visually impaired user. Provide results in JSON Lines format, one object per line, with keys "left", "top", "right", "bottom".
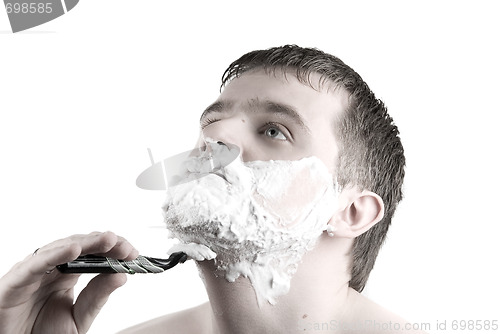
{"left": 296, "top": 318, "right": 433, "bottom": 332}
{"left": 3, "top": 0, "right": 78, "bottom": 33}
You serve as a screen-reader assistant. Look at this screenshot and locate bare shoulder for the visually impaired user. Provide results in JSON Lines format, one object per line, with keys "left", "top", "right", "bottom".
{"left": 117, "top": 302, "right": 211, "bottom": 334}
{"left": 346, "top": 290, "right": 429, "bottom": 334}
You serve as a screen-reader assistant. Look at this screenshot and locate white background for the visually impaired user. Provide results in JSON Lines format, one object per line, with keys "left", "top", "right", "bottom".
{"left": 1, "top": 1, "right": 499, "bottom": 333}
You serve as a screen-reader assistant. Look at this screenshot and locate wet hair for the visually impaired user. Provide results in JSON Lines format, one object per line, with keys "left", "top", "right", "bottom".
{"left": 221, "top": 45, "right": 405, "bottom": 292}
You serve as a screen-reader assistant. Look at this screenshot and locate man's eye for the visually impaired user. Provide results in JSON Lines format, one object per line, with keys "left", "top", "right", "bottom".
{"left": 201, "top": 117, "right": 219, "bottom": 129}
{"left": 264, "top": 125, "right": 287, "bottom": 141}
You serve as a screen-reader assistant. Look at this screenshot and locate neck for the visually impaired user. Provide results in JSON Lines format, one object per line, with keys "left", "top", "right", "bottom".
{"left": 197, "top": 234, "right": 355, "bottom": 334}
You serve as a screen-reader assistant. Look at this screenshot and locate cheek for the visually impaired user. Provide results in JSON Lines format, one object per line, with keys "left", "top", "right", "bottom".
{"left": 240, "top": 146, "right": 275, "bottom": 162}
{"left": 309, "top": 134, "right": 338, "bottom": 175}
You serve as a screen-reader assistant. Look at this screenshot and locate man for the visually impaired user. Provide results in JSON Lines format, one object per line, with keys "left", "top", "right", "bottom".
{"left": 0, "top": 45, "right": 422, "bottom": 333}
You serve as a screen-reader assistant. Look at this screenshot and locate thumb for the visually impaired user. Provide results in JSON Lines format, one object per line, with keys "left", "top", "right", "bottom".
{"left": 73, "top": 273, "right": 127, "bottom": 333}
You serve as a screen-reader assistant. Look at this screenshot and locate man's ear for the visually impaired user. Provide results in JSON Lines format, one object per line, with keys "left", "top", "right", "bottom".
{"left": 329, "top": 187, "right": 385, "bottom": 239}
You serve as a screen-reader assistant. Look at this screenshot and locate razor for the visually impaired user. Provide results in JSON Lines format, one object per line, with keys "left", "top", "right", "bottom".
{"left": 57, "top": 252, "right": 188, "bottom": 274}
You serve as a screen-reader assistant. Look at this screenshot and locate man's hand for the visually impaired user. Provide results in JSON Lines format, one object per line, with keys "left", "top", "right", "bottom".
{"left": 0, "top": 231, "right": 139, "bottom": 334}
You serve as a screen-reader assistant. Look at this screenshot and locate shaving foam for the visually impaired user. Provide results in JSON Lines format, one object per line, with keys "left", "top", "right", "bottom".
{"left": 162, "top": 145, "right": 338, "bottom": 306}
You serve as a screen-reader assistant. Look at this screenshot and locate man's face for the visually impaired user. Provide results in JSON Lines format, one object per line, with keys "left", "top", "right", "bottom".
{"left": 165, "top": 69, "right": 349, "bottom": 304}
{"left": 199, "top": 70, "right": 348, "bottom": 174}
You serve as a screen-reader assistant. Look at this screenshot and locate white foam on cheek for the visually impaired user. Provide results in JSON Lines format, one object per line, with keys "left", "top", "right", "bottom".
{"left": 167, "top": 242, "right": 216, "bottom": 261}
{"left": 163, "top": 154, "right": 338, "bottom": 306}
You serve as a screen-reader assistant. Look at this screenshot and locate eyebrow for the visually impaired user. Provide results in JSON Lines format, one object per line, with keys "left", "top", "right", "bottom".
{"left": 200, "top": 100, "right": 233, "bottom": 121}
{"left": 200, "top": 99, "right": 311, "bottom": 134}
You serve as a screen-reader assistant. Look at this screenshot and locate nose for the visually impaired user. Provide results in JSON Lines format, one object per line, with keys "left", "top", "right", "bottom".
{"left": 201, "top": 140, "right": 240, "bottom": 172}
{"left": 201, "top": 117, "right": 247, "bottom": 158}
{"left": 204, "top": 140, "right": 243, "bottom": 163}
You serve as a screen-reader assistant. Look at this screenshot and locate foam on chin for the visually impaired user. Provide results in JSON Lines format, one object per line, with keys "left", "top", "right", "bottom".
{"left": 162, "top": 152, "right": 338, "bottom": 306}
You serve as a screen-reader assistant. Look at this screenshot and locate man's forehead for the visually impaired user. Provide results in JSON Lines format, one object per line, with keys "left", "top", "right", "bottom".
{"left": 222, "top": 69, "right": 348, "bottom": 103}
{"left": 203, "top": 98, "right": 299, "bottom": 113}
{"left": 225, "top": 67, "right": 344, "bottom": 93}
{"left": 213, "top": 70, "right": 349, "bottom": 125}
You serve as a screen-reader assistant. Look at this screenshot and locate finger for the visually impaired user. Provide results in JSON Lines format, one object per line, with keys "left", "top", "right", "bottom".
{"left": 69, "top": 231, "right": 138, "bottom": 260}
{"left": 31, "top": 231, "right": 104, "bottom": 256}
{"left": 5, "top": 243, "right": 82, "bottom": 290}
{"left": 4, "top": 232, "right": 115, "bottom": 289}
{"left": 73, "top": 273, "right": 127, "bottom": 333}
{"left": 75, "top": 231, "right": 119, "bottom": 256}
{"left": 35, "top": 231, "right": 138, "bottom": 262}
{"left": 93, "top": 235, "right": 139, "bottom": 260}
{"left": 2, "top": 232, "right": 138, "bottom": 291}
